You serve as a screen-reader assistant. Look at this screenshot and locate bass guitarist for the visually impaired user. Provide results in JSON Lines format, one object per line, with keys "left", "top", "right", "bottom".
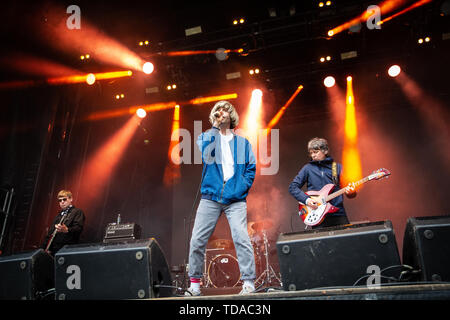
{"left": 41, "top": 190, "right": 85, "bottom": 256}
{"left": 289, "top": 137, "right": 356, "bottom": 229}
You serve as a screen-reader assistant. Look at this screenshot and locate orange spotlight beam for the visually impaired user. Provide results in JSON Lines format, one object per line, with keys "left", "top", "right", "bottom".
{"left": 328, "top": 0, "right": 411, "bottom": 36}
{"left": 37, "top": 4, "right": 145, "bottom": 72}
{"left": 265, "top": 85, "right": 303, "bottom": 135}
{"left": 163, "top": 105, "right": 181, "bottom": 186}
{"left": 160, "top": 49, "right": 241, "bottom": 57}
{"left": 71, "top": 115, "right": 142, "bottom": 208}
{"left": 47, "top": 70, "right": 132, "bottom": 85}
{"left": 86, "top": 93, "right": 238, "bottom": 122}
{"left": 188, "top": 93, "right": 238, "bottom": 105}
{"left": 342, "top": 76, "right": 362, "bottom": 185}
{"left": 377, "top": 0, "right": 433, "bottom": 25}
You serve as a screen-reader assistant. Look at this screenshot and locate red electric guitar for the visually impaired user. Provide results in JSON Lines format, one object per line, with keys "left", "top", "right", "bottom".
{"left": 298, "top": 168, "right": 391, "bottom": 227}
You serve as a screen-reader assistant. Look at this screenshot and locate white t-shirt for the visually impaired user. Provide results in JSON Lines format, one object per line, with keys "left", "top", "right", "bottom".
{"left": 220, "top": 131, "right": 234, "bottom": 182}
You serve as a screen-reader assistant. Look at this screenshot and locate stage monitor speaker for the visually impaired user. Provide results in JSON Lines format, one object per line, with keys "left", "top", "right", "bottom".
{"left": 0, "top": 249, "right": 54, "bottom": 300}
{"left": 54, "top": 238, "right": 172, "bottom": 300}
{"left": 402, "top": 215, "right": 450, "bottom": 282}
{"left": 276, "top": 220, "right": 401, "bottom": 291}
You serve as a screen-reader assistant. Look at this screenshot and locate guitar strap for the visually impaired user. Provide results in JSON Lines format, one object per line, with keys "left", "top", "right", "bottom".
{"left": 332, "top": 162, "right": 338, "bottom": 186}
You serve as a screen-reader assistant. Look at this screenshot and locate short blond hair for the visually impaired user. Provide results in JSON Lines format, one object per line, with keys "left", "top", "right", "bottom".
{"left": 209, "top": 101, "right": 239, "bottom": 129}
{"left": 57, "top": 190, "right": 72, "bottom": 199}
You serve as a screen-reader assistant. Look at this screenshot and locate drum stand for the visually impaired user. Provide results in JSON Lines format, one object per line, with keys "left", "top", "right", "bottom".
{"left": 255, "top": 230, "right": 281, "bottom": 288}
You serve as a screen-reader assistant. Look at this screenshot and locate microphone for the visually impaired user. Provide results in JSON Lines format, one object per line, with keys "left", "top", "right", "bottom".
{"left": 214, "top": 111, "right": 221, "bottom": 118}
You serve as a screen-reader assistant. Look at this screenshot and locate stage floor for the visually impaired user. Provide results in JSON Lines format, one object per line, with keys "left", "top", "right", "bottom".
{"left": 157, "top": 283, "right": 450, "bottom": 300}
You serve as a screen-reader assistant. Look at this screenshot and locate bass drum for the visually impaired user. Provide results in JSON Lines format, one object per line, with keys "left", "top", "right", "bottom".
{"left": 207, "top": 254, "right": 241, "bottom": 288}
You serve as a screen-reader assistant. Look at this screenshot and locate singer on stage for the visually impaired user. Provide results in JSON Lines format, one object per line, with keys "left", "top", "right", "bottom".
{"left": 185, "top": 100, "right": 257, "bottom": 296}
{"left": 41, "top": 190, "right": 85, "bottom": 256}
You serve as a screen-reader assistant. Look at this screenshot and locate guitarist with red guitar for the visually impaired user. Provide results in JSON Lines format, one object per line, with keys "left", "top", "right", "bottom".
{"left": 289, "top": 138, "right": 357, "bottom": 229}
{"left": 41, "top": 190, "right": 85, "bottom": 256}
{"left": 289, "top": 138, "right": 391, "bottom": 229}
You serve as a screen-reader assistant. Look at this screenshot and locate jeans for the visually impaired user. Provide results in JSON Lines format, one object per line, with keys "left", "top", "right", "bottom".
{"left": 188, "top": 199, "right": 256, "bottom": 281}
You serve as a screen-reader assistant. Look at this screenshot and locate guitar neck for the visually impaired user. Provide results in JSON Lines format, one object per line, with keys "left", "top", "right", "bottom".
{"left": 45, "top": 213, "right": 68, "bottom": 252}
{"left": 325, "top": 176, "right": 370, "bottom": 202}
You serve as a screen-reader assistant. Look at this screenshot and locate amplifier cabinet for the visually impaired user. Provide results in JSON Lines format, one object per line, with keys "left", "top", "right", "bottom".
{"left": 0, "top": 249, "right": 54, "bottom": 300}
{"left": 403, "top": 215, "right": 450, "bottom": 281}
{"left": 276, "top": 221, "right": 401, "bottom": 291}
{"left": 55, "top": 238, "right": 172, "bottom": 299}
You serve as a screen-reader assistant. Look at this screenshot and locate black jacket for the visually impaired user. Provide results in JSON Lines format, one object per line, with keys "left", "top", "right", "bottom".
{"left": 42, "top": 206, "right": 85, "bottom": 255}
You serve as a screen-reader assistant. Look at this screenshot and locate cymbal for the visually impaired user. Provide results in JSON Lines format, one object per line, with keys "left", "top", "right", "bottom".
{"left": 250, "top": 219, "right": 273, "bottom": 231}
{"left": 208, "top": 239, "right": 234, "bottom": 249}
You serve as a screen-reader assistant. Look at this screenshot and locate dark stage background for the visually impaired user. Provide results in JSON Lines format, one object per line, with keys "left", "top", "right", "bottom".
{"left": 0, "top": 0, "right": 449, "bottom": 272}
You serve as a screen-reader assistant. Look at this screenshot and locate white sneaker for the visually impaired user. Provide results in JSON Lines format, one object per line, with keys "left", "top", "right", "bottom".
{"left": 239, "top": 283, "right": 255, "bottom": 295}
{"left": 185, "top": 287, "right": 201, "bottom": 296}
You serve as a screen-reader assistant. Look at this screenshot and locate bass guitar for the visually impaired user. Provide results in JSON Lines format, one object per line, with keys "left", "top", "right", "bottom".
{"left": 298, "top": 168, "right": 391, "bottom": 227}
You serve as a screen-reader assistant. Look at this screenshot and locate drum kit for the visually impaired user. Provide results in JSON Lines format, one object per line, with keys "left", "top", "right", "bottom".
{"left": 204, "top": 219, "right": 281, "bottom": 289}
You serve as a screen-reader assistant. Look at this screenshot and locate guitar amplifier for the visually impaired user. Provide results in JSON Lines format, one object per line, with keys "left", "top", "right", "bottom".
{"left": 277, "top": 220, "right": 401, "bottom": 291}
{"left": 103, "top": 222, "right": 141, "bottom": 243}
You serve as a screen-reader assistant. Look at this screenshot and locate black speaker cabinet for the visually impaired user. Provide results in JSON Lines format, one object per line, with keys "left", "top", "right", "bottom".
{"left": 54, "top": 238, "right": 172, "bottom": 299}
{"left": 403, "top": 215, "right": 450, "bottom": 282}
{"left": 0, "top": 249, "right": 54, "bottom": 300}
{"left": 276, "top": 220, "right": 401, "bottom": 291}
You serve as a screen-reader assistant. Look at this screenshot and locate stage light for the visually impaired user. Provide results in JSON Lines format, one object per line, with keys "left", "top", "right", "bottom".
{"left": 252, "top": 89, "right": 263, "bottom": 97}
{"left": 249, "top": 69, "right": 254, "bottom": 75}
{"left": 86, "top": 73, "right": 96, "bottom": 85}
{"left": 172, "top": 84, "right": 177, "bottom": 89}
{"left": 324, "top": 76, "right": 336, "bottom": 88}
{"left": 143, "top": 62, "right": 154, "bottom": 74}
{"left": 233, "top": 20, "right": 238, "bottom": 25}
{"left": 136, "top": 108, "right": 147, "bottom": 118}
{"left": 320, "top": 57, "right": 325, "bottom": 62}
{"left": 139, "top": 41, "right": 144, "bottom": 46}
{"left": 80, "top": 55, "right": 85, "bottom": 60}
{"left": 328, "top": 30, "right": 334, "bottom": 37}
{"left": 326, "top": 1, "right": 332, "bottom": 5}
{"left": 115, "top": 95, "right": 120, "bottom": 99}
{"left": 240, "top": 18, "right": 245, "bottom": 24}
{"left": 255, "top": 68, "right": 260, "bottom": 74}
{"left": 425, "top": 36, "right": 431, "bottom": 42}
{"left": 326, "top": 56, "right": 331, "bottom": 61}
{"left": 144, "top": 40, "right": 149, "bottom": 45}
{"left": 388, "top": 65, "right": 401, "bottom": 77}
{"left": 85, "top": 54, "right": 90, "bottom": 59}
{"left": 347, "top": 76, "right": 352, "bottom": 82}
{"left": 418, "top": 38, "right": 424, "bottom": 44}
{"left": 319, "top": 2, "right": 324, "bottom": 7}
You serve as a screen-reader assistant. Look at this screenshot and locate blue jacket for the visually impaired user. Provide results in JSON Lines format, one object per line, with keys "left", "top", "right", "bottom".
{"left": 197, "top": 127, "right": 256, "bottom": 205}
{"left": 289, "top": 157, "right": 347, "bottom": 216}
